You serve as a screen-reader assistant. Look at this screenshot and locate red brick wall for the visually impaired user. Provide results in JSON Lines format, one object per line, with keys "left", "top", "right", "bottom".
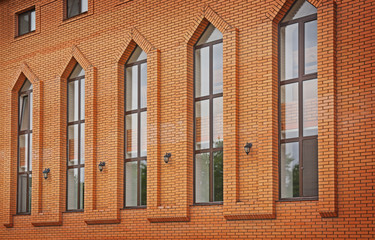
{"left": 0, "top": 0, "right": 374, "bottom": 239}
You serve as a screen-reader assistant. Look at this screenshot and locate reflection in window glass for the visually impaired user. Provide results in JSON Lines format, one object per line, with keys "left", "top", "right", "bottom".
{"left": 195, "top": 100, "right": 210, "bottom": 150}
{"left": 305, "top": 20, "right": 318, "bottom": 74}
{"left": 280, "top": 142, "right": 299, "bottom": 198}
{"left": 125, "top": 161, "right": 138, "bottom": 207}
{"left": 303, "top": 79, "right": 318, "bottom": 136}
{"left": 280, "top": 24, "right": 299, "bottom": 80}
{"left": 195, "top": 153, "right": 210, "bottom": 203}
{"left": 280, "top": 83, "right": 299, "bottom": 139}
{"left": 195, "top": 47, "right": 210, "bottom": 97}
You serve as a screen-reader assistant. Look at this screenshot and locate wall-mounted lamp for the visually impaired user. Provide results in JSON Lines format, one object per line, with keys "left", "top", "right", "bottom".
{"left": 43, "top": 168, "right": 50, "bottom": 179}
{"left": 98, "top": 161, "right": 106, "bottom": 172}
{"left": 164, "top": 153, "right": 171, "bottom": 163}
{"left": 244, "top": 142, "right": 253, "bottom": 155}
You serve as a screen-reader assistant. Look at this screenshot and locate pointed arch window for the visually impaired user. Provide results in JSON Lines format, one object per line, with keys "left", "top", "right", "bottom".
{"left": 194, "top": 24, "right": 224, "bottom": 203}
{"left": 17, "top": 79, "right": 33, "bottom": 214}
{"left": 67, "top": 63, "right": 85, "bottom": 210}
{"left": 279, "top": 0, "right": 318, "bottom": 200}
{"left": 124, "top": 46, "right": 147, "bottom": 207}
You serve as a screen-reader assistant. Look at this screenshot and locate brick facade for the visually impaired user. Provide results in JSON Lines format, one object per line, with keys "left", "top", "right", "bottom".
{"left": 0, "top": 0, "right": 374, "bottom": 239}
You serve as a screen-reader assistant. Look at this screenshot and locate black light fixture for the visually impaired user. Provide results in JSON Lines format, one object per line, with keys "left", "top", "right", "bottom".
{"left": 43, "top": 168, "right": 50, "bottom": 179}
{"left": 164, "top": 153, "right": 171, "bottom": 163}
{"left": 244, "top": 142, "right": 253, "bottom": 155}
{"left": 98, "top": 161, "right": 106, "bottom": 172}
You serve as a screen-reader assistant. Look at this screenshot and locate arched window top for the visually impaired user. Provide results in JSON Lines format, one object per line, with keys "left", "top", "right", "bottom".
{"left": 196, "top": 24, "right": 223, "bottom": 46}
{"left": 69, "top": 64, "right": 85, "bottom": 79}
{"left": 127, "top": 46, "right": 147, "bottom": 64}
{"left": 282, "top": 0, "right": 317, "bottom": 23}
{"left": 20, "top": 79, "right": 32, "bottom": 92}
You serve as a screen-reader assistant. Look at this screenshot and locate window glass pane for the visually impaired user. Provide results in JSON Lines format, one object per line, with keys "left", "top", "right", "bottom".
{"left": 280, "top": 24, "right": 299, "bottom": 80}
{"left": 127, "top": 47, "right": 147, "bottom": 64}
{"left": 68, "top": 81, "right": 79, "bottom": 122}
{"left": 67, "top": 0, "right": 80, "bottom": 18}
{"left": 20, "top": 95, "right": 30, "bottom": 131}
{"left": 125, "top": 161, "right": 138, "bottom": 207}
{"left": 28, "top": 174, "right": 32, "bottom": 211}
{"left": 126, "top": 65, "right": 138, "bottom": 111}
{"left": 21, "top": 80, "right": 32, "bottom": 91}
{"left": 195, "top": 153, "right": 210, "bottom": 203}
{"left": 140, "top": 112, "right": 147, "bottom": 157}
{"left": 213, "top": 151, "right": 223, "bottom": 202}
{"left": 141, "top": 63, "right": 147, "bottom": 109}
{"left": 305, "top": 20, "right": 318, "bottom": 74}
{"left": 18, "top": 134, "right": 28, "bottom": 172}
{"left": 281, "top": 83, "right": 299, "bottom": 139}
{"left": 17, "top": 174, "right": 28, "bottom": 213}
{"left": 303, "top": 79, "right": 318, "bottom": 136}
{"left": 282, "top": 0, "right": 317, "bottom": 22}
{"left": 29, "top": 133, "right": 32, "bottom": 171}
{"left": 213, "top": 97, "right": 223, "bottom": 148}
{"left": 70, "top": 64, "right": 85, "bottom": 79}
{"left": 213, "top": 43, "right": 223, "bottom": 94}
{"left": 140, "top": 160, "right": 147, "bottom": 206}
{"left": 81, "top": 0, "right": 88, "bottom": 12}
{"left": 195, "top": 47, "right": 210, "bottom": 97}
{"left": 197, "top": 24, "right": 223, "bottom": 45}
{"left": 80, "top": 123, "right": 85, "bottom": 164}
{"left": 195, "top": 100, "right": 210, "bottom": 150}
{"left": 68, "top": 125, "right": 79, "bottom": 166}
{"left": 125, "top": 114, "right": 138, "bottom": 158}
{"left": 303, "top": 139, "right": 318, "bottom": 197}
{"left": 29, "top": 92, "right": 33, "bottom": 130}
{"left": 30, "top": 10, "right": 35, "bottom": 31}
{"left": 18, "top": 12, "right": 30, "bottom": 35}
{"left": 280, "top": 142, "right": 299, "bottom": 198}
{"left": 67, "top": 168, "right": 79, "bottom": 210}
{"left": 80, "top": 79, "right": 85, "bottom": 120}
{"left": 80, "top": 168, "right": 84, "bottom": 209}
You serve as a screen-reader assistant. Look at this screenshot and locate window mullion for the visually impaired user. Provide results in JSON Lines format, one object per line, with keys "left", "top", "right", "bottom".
{"left": 137, "top": 62, "right": 141, "bottom": 206}
{"left": 298, "top": 21, "right": 304, "bottom": 197}
{"left": 209, "top": 44, "right": 214, "bottom": 202}
{"left": 78, "top": 78, "right": 82, "bottom": 208}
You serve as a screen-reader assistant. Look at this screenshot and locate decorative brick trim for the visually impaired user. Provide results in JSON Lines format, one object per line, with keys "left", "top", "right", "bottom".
{"left": 184, "top": 4, "right": 232, "bottom": 45}
{"left": 224, "top": 213, "right": 276, "bottom": 221}
{"left": 116, "top": 27, "right": 155, "bottom": 65}
{"left": 317, "top": 0, "right": 337, "bottom": 218}
{"left": 265, "top": 0, "right": 325, "bottom": 22}
{"left": 3, "top": 63, "right": 42, "bottom": 228}
{"left": 147, "top": 216, "right": 190, "bottom": 223}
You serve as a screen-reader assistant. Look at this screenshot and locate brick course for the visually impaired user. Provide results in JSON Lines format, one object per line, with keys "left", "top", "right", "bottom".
{"left": 0, "top": 0, "right": 374, "bottom": 239}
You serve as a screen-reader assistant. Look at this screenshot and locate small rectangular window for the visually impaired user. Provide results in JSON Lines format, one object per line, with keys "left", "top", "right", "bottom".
{"left": 17, "top": 8, "right": 35, "bottom": 36}
{"left": 66, "top": 0, "right": 88, "bottom": 19}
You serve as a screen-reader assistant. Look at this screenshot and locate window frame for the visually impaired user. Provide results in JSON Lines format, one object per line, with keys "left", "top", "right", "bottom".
{"left": 16, "top": 7, "right": 35, "bottom": 37}
{"left": 65, "top": 0, "right": 88, "bottom": 20}
{"left": 17, "top": 80, "right": 33, "bottom": 215}
{"left": 66, "top": 63, "right": 85, "bottom": 211}
{"left": 278, "top": 2, "right": 318, "bottom": 201}
{"left": 124, "top": 47, "right": 147, "bottom": 208}
{"left": 193, "top": 25, "right": 224, "bottom": 205}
